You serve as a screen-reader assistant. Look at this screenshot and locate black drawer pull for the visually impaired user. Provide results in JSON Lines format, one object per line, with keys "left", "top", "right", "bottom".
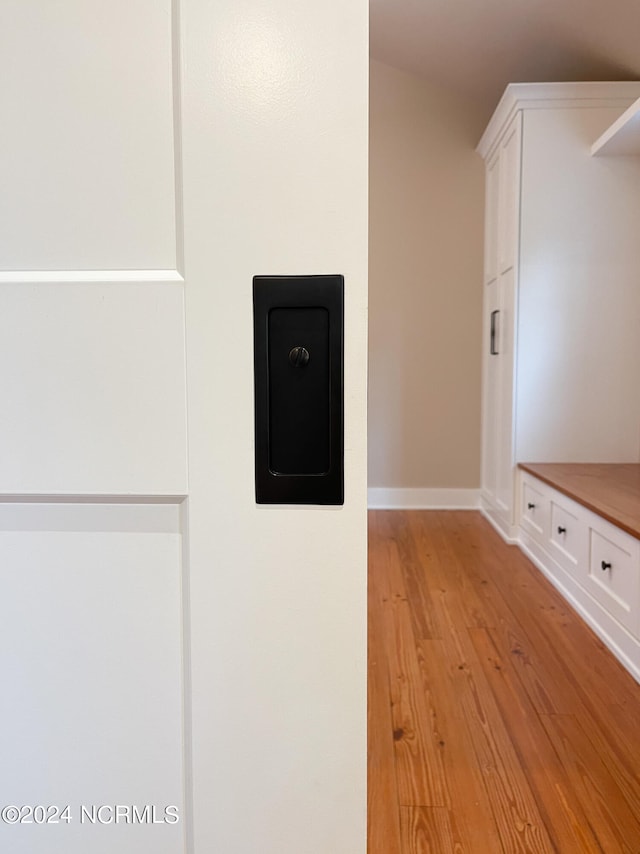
{"left": 601, "top": 561, "right": 612, "bottom": 571}
{"left": 527, "top": 502, "right": 535, "bottom": 510}
{"left": 557, "top": 526, "right": 566, "bottom": 534}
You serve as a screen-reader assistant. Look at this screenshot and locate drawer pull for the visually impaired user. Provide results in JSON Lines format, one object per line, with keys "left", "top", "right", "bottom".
{"left": 527, "top": 502, "right": 536, "bottom": 510}
{"left": 490, "top": 310, "right": 499, "bottom": 355}
{"left": 557, "top": 526, "right": 566, "bottom": 534}
{"left": 601, "top": 561, "right": 612, "bottom": 571}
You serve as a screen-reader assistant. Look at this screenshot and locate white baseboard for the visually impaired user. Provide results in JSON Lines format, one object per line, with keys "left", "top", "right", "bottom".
{"left": 479, "top": 500, "right": 518, "bottom": 543}
{"left": 367, "top": 487, "right": 480, "bottom": 510}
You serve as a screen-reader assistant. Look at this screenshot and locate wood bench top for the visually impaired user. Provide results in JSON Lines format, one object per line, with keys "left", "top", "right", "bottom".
{"left": 518, "top": 463, "right": 640, "bottom": 540}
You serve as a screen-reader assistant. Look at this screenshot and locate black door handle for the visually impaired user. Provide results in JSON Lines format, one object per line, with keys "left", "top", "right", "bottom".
{"left": 557, "top": 526, "right": 566, "bottom": 534}
{"left": 490, "top": 310, "right": 499, "bottom": 355}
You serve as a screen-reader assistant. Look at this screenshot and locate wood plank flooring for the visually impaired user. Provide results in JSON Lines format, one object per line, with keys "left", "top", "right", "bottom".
{"left": 368, "top": 510, "right": 640, "bottom": 854}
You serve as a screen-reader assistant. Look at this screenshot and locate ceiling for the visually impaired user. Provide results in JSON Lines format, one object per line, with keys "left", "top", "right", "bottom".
{"left": 370, "top": 0, "right": 640, "bottom": 121}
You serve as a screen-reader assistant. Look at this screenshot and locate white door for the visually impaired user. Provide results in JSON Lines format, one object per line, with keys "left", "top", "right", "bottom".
{"left": 0, "top": 2, "right": 368, "bottom": 853}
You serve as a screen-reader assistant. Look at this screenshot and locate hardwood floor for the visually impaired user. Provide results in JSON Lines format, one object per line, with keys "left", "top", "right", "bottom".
{"left": 368, "top": 510, "right": 640, "bottom": 854}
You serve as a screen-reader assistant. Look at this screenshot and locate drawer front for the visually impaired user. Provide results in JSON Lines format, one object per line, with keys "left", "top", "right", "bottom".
{"left": 587, "top": 525, "right": 640, "bottom": 635}
{"left": 549, "top": 498, "right": 586, "bottom": 575}
{"left": 520, "top": 476, "right": 548, "bottom": 540}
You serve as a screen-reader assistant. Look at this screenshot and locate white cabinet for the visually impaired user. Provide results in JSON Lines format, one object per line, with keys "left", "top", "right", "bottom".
{"left": 480, "top": 114, "right": 520, "bottom": 531}
{"left": 517, "top": 469, "right": 640, "bottom": 682}
{"left": 497, "top": 115, "right": 521, "bottom": 275}
{"left": 478, "top": 83, "right": 640, "bottom": 539}
{"left": 587, "top": 524, "right": 640, "bottom": 636}
{"left": 549, "top": 497, "right": 585, "bottom": 576}
{"left": 520, "top": 472, "right": 548, "bottom": 540}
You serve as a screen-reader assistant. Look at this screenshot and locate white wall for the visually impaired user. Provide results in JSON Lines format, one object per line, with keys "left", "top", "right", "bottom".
{"left": 183, "top": 3, "right": 368, "bottom": 853}
{"left": 368, "top": 60, "right": 486, "bottom": 502}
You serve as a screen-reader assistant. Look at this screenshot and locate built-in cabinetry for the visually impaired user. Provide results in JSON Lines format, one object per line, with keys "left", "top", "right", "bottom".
{"left": 480, "top": 113, "right": 520, "bottom": 532}
{"left": 478, "top": 83, "right": 640, "bottom": 540}
{"left": 518, "top": 464, "right": 640, "bottom": 682}
{"left": 479, "top": 85, "right": 640, "bottom": 684}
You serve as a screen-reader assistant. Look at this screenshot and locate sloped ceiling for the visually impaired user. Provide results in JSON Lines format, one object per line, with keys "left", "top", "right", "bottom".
{"left": 370, "top": 0, "right": 640, "bottom": 121}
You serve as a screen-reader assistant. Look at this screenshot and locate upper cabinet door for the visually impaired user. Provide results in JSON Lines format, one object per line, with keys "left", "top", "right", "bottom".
{"left": 498, "top": 112, "right": 523, "bottom": 275}
{"left": 484, "top": 150, "right": 500, "bottom": 285}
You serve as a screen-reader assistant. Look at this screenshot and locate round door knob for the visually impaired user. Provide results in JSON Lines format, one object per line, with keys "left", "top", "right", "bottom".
{"left": 557, "top": 526, "right": 566, "bottom": 534}
{"left": 601, "top": 561, "right": 612, "bottom": 571}
{"left": 289, "top": 346, "right": 310, "bottom": 368}
{"left": 527, "top": 503, "right": 535, "bottom": 510}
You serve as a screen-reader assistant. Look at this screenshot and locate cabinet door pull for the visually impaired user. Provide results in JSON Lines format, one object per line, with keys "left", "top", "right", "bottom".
{"left": 601, "top": 560, "right": 612, "bottom": 571}
{"left": 490, "top": 310, "right": 499, "bottom": 355}
{"left": 557, "top": 526, "right": 566, "bottom": 534}
{"left": 527, "top": 502, "right": 535, "bottom": 510}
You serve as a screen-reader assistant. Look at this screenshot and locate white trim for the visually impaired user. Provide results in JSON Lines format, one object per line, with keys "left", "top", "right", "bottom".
{"left": 591, "top": 95, "right": 640, "bottom": 156}
{"left": 476, "top": 81, "right": 640, "bottom": 159}
{"left": 0, "top": 501, "right": 182, "bottom": 534}
{"left": 0, "top": 494, "right": 186, "bottom": 504}
{"left": 479, "top": 503, "right": 518, "bottom": 544}
{"left": 367, "top": 487, "right": 479, "bottom": 510}
{"left": 171, "top": 0, "right": 186, "bottom": 279}
{"left": 0, "top": 270, "right": 185, "bottom": 283}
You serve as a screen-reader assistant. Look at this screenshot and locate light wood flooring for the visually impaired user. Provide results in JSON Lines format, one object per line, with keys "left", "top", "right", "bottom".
{"left": 368, "top": 510, "right": 640, "bottom": 853}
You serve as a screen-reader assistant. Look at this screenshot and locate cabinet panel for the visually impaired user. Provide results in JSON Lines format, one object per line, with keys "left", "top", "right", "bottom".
{"left": 494, "top": 267, "right": 515, "bottom": 517}
{"left": 588, "top": 524, "right": 640, "bottom": 635}
{"left": 498, "top": 113, "right": 522, "bottom": 275}
{"left": 481, "top": 279, "right": 499, "bottom": 503}
{"left": 520, "top": 476, "right": 548, "bottom": 539}
{"left": 550, "top": 497, "right": 587, "bottom": 577}
{"left": 484, "top": 152, "right": 499, "bottom": 285}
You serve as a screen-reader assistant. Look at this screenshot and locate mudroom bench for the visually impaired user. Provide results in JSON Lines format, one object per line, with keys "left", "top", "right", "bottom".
{"left": 517, "top": 463, "right": 640, "bottom": 683}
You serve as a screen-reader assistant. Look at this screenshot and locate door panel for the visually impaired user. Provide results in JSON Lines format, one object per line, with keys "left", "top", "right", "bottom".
{"left": 0, "top": 512, "right": 184, "bottom": 854}
{"left": 0, "top": 0, "right": 178, "bottom": 271}
{"left": 0, "top": 282, "right": 187, "bottom": 494}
